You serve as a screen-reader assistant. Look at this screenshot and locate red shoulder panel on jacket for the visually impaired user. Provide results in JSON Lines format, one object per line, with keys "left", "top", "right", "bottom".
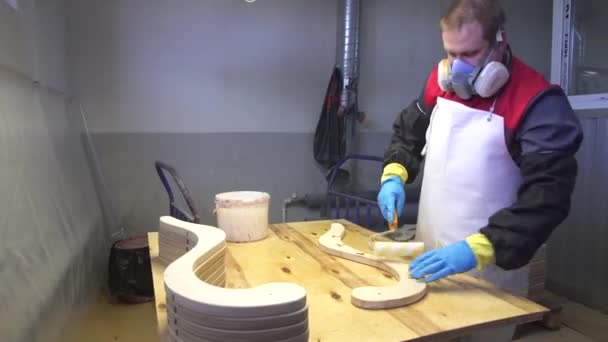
{"left": 423, "top": 66, "right": 443, "bottom": 109}
{"left": 496, "top": 57, "right": 551, "bottom": 130}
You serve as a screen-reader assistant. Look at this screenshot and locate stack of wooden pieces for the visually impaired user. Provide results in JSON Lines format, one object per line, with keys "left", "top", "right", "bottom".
{"left": 159, "top": 216, "right": 309, "bottom": 342}
{"left": 159, "top": 220, "right": 199, "bottom": 265}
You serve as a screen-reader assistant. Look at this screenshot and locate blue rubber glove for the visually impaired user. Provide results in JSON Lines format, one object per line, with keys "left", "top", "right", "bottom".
{"left": 377, "top": 176, "right": 405, "bottom": 224}
{"left": 409, "top": 241, "right": 477, "bottom": 282}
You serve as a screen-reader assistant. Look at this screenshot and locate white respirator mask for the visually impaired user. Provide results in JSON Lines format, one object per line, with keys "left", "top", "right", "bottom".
{"left": 437, "top": 30, "right": 510, "bottom": 100}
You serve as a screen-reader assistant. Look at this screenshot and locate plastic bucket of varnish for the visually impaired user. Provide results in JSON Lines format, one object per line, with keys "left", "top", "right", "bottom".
{"left": 214, "top": 191, "right": 271, "bottom": 242}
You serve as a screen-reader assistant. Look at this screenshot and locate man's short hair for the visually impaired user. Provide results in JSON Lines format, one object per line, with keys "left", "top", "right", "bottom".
{"left": 440, "top": 0, "right": 506, "bottom": 44}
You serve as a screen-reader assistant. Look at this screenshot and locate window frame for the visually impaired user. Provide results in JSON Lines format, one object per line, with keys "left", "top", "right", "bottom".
{"left": 550, "top": 0, "right": 608, "bottom": 110}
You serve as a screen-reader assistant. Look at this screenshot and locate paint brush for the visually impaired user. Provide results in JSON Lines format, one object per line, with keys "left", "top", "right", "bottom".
{"left": 388, "top": 209, "right": 398, "bottom": 230}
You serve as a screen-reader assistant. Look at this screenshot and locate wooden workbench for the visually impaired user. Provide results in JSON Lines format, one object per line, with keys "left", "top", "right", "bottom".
{"left": 148, "top": 219, "right": 548, "bottom": 341}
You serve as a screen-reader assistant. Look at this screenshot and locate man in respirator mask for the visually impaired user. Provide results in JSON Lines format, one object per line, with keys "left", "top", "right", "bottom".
{"left": 377, "top": 0, "right": 582, "bottom": 318}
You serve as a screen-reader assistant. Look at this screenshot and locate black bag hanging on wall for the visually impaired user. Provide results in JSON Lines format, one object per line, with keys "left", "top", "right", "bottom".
{"left": 313, "top": 67, "right": 346, "bottom": 177}
{"left": 108, "top": 235, "right": 154, "bottom": 303}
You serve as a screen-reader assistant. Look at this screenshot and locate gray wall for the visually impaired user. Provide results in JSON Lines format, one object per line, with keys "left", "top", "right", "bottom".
{"left": 68, "top": 0, "right": 337, "bottom": 133}
{"left": 67, "top": 0, "right": 341, "bottom": 232}
{"left": 0, "top": 1, "right": 104, "bottom": 341}
{"left": 68, "top": 0, "right": 554, "bottom": 234}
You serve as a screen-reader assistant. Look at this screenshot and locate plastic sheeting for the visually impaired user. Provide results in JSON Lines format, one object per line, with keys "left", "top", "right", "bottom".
{"left": 0, "top": 1, "right": 106, "bottom": 341}
{"left": 0, "top": 68, "right": 106, "bottom": 342}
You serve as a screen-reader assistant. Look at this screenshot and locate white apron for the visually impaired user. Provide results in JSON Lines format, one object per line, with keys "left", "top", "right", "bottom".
{"left": 416, "top": 96, "right": 530, "bottom": 297}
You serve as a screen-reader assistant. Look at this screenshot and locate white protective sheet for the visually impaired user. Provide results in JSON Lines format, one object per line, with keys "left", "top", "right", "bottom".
{"left": 0, "top": 70, "right": 106, "bottom": 342}
{"left": 0, "top": 1, "right": 107, "bottom": 341}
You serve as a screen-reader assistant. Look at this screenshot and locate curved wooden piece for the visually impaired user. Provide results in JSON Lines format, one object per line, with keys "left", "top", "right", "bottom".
{"left": 319, "top": 223, "right": 427, "bottom": 309}
{"left": 160, "top": 216, "right": 309, "bottom": 342}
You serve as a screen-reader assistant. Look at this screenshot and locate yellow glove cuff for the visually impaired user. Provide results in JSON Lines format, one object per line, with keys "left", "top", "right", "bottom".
{"left": 381, "top": 163, "right": 408, "bottom": 184}
{"left": 465, "top": 233, "right": 496, "bottom": 271}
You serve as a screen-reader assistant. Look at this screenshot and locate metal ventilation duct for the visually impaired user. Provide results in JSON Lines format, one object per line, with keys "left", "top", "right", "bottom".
{"left": 336, "top": 0, "right": 361, "bottom": 116}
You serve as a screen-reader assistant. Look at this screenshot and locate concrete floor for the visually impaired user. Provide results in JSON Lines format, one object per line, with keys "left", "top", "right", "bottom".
{"left": 64, "top": 291, "right": 157, "bottom": 342}
{"left": 65, "top": 290, "right": 604, "bottom": 342}
{"left": 515, "top": 325, "right": 594, "bottom": 342}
